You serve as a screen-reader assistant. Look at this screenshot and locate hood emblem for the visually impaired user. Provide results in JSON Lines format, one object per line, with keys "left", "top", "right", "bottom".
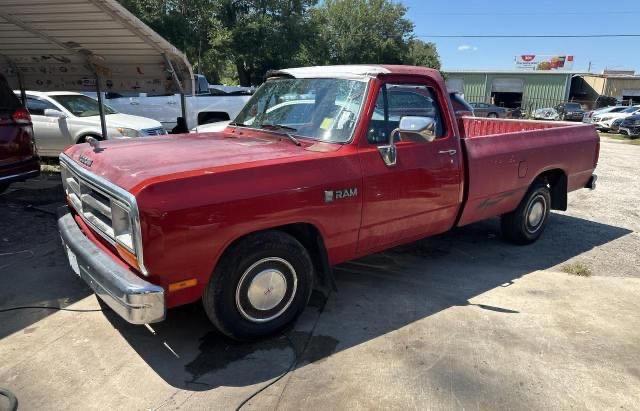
{"left": 79, "top": 155, "right": 93, "bottom": 167}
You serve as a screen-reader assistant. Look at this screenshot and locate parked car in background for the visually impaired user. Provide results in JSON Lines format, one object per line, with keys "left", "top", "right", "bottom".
{"left": 1, "top": 75, "right": 39, "bottom": 193}
{"left": 17, "top": 91, "right": 166, "bottom": 157}
{"left": 583, "top": 106, "right": 627, "bottom": 123}
{"left": 469, "top": 102, "right": 507, "bottom": 118}
{"left": 554, "top": 102, "right": 585, "bottom": 121}
{"left": 532, "top": 107, "right": 560, "bottom": 121}
{"left": 593, "top": 105, "right": 640, "bottom": 132}
{"left": 58, "top": 64, "right": 599, "bottom": 341}
{"left": 619, "top": 114, "right": 640, "bottom": 137}
{"left": 609, "top": 118, "right": 624, "bottom": 134}
{"left": 104, "top": 74, "right": 252, "bottom": 130}
{"left": 507, "top": 107, "right": 525, "bottom": 119}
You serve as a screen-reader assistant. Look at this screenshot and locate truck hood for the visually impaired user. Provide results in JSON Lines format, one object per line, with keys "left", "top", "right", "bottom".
{"left": 62, "top": 130, "right": 341, "bottom": 192}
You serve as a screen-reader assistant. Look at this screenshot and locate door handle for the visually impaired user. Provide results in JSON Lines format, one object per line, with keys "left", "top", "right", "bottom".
{"left": 438, "top": 149, "right": 457, "bottom": 156}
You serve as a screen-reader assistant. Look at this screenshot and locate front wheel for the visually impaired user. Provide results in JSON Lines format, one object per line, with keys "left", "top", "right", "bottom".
{"left": 501, "top": 181, "right": 551, "bottom": 245}
{"left": 488, "top": 112, "right": 498, "bottom": 118}
{"left": 0, "top": 183, "right": 8, "bottom": 194}
{"left": 203, "top": 231, "right": 314, "bottom": 341}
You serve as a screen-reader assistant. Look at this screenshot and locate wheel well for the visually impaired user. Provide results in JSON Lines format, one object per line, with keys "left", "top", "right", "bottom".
{"left": 534, "top": 169, "right": 567, "bottom": 210}
{"left": 220, "top": 223, "right": 331, "bottom": 289}
{"left": 197, "top": 111, "right": 230, "bottom": 125}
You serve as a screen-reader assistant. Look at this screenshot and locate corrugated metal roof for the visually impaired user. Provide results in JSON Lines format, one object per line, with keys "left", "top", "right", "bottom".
{"left": 0, "top": 0, "right": 193, "bottom": 94}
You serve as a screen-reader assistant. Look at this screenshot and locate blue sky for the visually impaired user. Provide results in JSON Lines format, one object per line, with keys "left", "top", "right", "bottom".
{"left": 402, "top": 0, "right": 640, "bottom": 72}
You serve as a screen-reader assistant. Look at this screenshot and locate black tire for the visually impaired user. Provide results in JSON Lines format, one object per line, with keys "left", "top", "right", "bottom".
{"left": 0, "top": 183, "right": 9, "bottom": 194}
{"left": 501, "top": 181, "right": 551, "bottom": 245}
{"left": 488, "top": 112, "right": 498, "bottom": 118}
{"left": 203, "top": 230, "right": 314, "bottom": 341}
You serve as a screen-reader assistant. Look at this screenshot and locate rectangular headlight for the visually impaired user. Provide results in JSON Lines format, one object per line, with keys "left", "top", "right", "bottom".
{"left": 112, "top": 201, "right": 134, "bottom": 252}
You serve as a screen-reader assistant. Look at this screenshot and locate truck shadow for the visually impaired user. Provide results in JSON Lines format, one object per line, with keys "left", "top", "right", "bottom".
{"left": 104, "top": 213, "right": 633, "bottom": 391}
{"left": 0, "top": 176, "right": 93, "bottom": 340}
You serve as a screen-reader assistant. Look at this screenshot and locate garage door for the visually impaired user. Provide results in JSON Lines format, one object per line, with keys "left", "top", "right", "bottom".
{"left": 491, "top": 78, "right": 524, "bottom": 93}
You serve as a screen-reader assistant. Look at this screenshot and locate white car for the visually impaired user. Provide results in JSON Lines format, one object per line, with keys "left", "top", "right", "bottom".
{"left": 17, "top": 91, "right": 167, "bottom": 157}
{"left": 582, "top": 106, "right": 627, "bottom": 124}
{"left": 592, "top": 105, "right": 640, "bottom": 131}
{"left": 532, "top": 107, "right": 560, "bottom": 121}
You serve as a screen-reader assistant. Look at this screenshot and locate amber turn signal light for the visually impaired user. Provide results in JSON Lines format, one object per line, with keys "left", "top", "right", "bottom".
{"left": 168, "top": 278, "right": 198, "bottom": 293}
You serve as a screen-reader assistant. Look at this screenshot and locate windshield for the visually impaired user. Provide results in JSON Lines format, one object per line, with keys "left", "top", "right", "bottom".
{"left": 51, "top": 94, "right": 117, "bottom": 117}
{"left": 566, "top": 103, "right": 582, "bottom": 110}
{"left": 233, "top": 78, "right": 368, "bottom": 143}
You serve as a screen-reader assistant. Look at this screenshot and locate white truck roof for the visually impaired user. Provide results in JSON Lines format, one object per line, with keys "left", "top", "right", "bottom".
{"left": 271, "top": 65, "right": 391, "bottom": 81}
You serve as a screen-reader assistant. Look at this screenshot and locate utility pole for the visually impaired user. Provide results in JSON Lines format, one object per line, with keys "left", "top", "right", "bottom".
{"left": 588, "top": 61, "right": 592, "bottom": 72}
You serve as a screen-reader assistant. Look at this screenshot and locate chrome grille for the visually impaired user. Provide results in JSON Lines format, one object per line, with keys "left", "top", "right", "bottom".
{"left": 61, "top": 164, "right": 118, "bottom": 244}
{"left": 59, "top": 155, "right": 148, "bottom": 275}
{"left": 141, "top": 127, "right": 167, "bottom": 136}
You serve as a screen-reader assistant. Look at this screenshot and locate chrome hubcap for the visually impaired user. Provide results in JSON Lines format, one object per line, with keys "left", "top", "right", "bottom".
{"left": 236, "top": 257, "right": 297, "bottom": 323}
{"left": 526, "top": 195, "right": 546, "bottom": 233}
{"left": 528, "top": 201, "right": 544, "bottom": 227}
{"left": 247, "top": 269, "right": 287, "bottom": 311}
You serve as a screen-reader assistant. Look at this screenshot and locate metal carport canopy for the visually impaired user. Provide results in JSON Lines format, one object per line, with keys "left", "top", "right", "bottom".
{"left": 0, "top": 0, "right": 194, "bottom": 95}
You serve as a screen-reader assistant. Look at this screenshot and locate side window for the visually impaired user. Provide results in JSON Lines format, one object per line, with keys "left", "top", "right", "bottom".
{"left": 367, "top": 84, "right": 445, "bottom": 144}
{"left": 26, "top": 97, "right": 57, "bottom": 116}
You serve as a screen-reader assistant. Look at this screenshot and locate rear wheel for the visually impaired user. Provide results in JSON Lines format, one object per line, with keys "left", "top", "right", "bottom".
{"left": 488, "top": 112, "right": 498, "bottom": 118}
{"left": 203, "top": 230, "right": 314, "bottom": 341}
{"left": 501, "top": 181, "right": 551, "bottom": 245}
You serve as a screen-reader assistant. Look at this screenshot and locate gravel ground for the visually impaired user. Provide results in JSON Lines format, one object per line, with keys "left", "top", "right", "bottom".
{"left": 0, "top": 137, "right": 638, "bottom": 410}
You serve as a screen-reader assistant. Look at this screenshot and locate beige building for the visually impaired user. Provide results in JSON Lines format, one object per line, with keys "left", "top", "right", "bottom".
{"left": 571, "top": 71, "right": 640, "bottom": 106}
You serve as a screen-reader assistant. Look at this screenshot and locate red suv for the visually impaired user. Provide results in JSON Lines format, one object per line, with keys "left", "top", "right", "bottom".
{"left": 0, "top": 74, "right": 39, "bottom": 193}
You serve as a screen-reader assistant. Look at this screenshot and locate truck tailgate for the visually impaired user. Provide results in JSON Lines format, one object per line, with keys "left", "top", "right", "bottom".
{"left": 457, "top": 117, "right": 599, "bottom": 227}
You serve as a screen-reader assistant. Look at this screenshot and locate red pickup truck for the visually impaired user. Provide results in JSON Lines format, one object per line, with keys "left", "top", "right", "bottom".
{"left": 58, "top": 65, "right": 599, "bottom": 340}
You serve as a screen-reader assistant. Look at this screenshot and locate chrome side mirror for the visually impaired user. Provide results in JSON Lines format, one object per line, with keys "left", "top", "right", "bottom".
{"left": 398, "top": 116, "right": 436, "bottom": 142}
{"left": 377, "top": 116, "right": 436, "bottom": 167}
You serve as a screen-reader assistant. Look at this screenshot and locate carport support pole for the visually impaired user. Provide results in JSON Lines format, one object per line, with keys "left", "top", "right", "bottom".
{"left": 94, "top": 72, "right": 108, "bottom": 139}
{"left": 7, "top": 59, "right": 27, "bottom": 106}
{"left": 163, "top": 54, "right": 188, "bottom": 129}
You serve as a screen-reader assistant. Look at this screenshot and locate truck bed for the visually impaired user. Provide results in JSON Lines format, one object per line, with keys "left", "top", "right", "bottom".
{"left": 456, "top": 117, "right": 599, "bottom": 227}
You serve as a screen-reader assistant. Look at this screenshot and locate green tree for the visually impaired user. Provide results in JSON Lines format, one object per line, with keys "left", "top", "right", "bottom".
{"left": 208, "top": 0, "right": 318, "bottom": 86}
{"left": 406, "top": 39, "right": 441, "bottom": 70}
{"left": 118, "top": 0, "right": 441, "bottom": 86}
{"left": 308, "top": 0, "right": 415, "bottom": 65}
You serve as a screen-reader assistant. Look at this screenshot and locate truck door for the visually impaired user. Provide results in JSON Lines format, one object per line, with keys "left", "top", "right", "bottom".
{"left": 357, "top": 81, "right": 463, "bottom": 253}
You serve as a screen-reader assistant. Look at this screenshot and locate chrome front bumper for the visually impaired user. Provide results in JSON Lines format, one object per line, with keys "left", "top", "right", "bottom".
{"left": 58, "top": 207, "right": 165, "bottom": 324}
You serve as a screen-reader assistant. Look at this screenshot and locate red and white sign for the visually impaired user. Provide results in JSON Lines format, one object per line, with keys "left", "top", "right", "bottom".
{"left": 515, "top": 55, "right": 574, "bottom": 71}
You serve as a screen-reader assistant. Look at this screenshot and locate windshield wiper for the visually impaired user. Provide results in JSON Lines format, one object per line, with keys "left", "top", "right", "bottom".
{"left": 260, "top": 124, "right": 301, "bottom": 146}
